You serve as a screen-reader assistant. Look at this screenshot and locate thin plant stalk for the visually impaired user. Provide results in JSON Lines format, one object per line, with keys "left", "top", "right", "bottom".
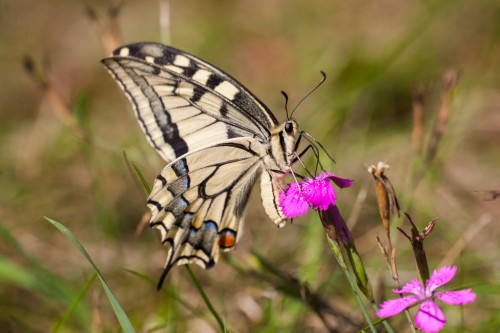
{"left": 52, "top": 272, "right": 97, "bottom": 333}
{"left": 185, "top": 266, "right": 227, "bottom": 333}
{"left": 325, "top": 237, "right": 377, "bottom": 333}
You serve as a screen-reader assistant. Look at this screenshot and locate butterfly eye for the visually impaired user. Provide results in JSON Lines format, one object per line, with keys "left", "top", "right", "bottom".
{"left": 284, "top": 122, "right": 294, "bottom": 134}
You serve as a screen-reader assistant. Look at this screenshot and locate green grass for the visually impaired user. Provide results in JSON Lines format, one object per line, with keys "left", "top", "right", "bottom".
{"left": 45, "top": 217, "right": 136, "bottom": 333}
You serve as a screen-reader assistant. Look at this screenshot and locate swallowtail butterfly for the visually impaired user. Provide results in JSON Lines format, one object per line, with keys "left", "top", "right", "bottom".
{"left": 102, "top": 42, "right": 314, "bottom": 288}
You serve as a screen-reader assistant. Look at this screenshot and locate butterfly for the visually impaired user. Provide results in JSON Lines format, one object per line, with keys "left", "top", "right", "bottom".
{"left": 101, "top": 42, "right": 322, "bottom": 288}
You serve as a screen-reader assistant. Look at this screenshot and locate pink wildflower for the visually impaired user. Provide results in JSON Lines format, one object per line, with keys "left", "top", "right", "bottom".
{"left": 377, "top": 266, "right": 476, "bottom": 333}
{"left": 279, "top": 172, "right": 353, "bottom": 218}
{"left": 279, "top": 182, "right": 309, "bottom": 218}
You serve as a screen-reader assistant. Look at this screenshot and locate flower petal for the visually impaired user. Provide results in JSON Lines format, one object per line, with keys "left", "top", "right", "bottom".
{"left": 393, "top": 279, "right": 425, "bottom": 298}
{"left": 376, "top": 295, "right": 420, "bottom": 317}
{"left": 279, "top": 183, "right": 309, "bottom": 218}
{"left": 414, "top": 300, "right": 446, "bottom": 333}
{"left": 426, "top": 266, "right": 457, "bottom": 295}
{"left": 279, "top": 172, "right": 354, "bottom": 217}
{"left": 435, "top": 289, "right": 476, "bottom": 305}
{"left": 302, "top": 177, "right": 336, "bottom": 210}
{"left": 320, "top": 172, "right": 354, "bottom": 189}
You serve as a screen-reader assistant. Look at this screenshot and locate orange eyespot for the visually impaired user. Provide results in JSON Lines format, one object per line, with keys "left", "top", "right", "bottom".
{"left": 218, "top": 229, "right": 237, "bottom": 249}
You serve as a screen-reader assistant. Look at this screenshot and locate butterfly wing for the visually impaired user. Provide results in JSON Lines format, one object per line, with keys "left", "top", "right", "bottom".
{"left": 102, "top": 43, "right": 290, "bottom": 284}
{"left": 148, "top": 137, "right": 281, "bottom": 287}
{"left": 101, "top": 42, "right": 279, "bottom": 162}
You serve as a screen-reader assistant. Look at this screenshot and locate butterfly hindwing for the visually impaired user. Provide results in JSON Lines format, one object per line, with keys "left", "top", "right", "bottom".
{"left": 147, "top": 137, "right": 271, "bottom": 285}
{"left": 101, "top": 42, "right": 279, "bottom": 162}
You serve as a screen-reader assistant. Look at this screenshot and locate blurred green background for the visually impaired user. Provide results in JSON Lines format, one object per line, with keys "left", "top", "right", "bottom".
{"left": 1, "top": 0, "right": 499, "bottom": 332}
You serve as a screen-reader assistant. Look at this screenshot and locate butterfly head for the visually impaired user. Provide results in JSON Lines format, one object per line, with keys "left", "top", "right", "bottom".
{"left": 269, "top": 119, "right": 299, "bottom": 172}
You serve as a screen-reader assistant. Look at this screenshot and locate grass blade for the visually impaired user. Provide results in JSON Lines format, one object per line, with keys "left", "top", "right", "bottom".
{"left": 131, "top": 161, "right": 152, "bottom": 194}
{"left": 45, "top": 216, "right": 136, "bottom": 333}
{"left": 52, "top": 272, "right": 97, "bottom": 333}
{"left": 0, "top": 256, "right": 36, "bottom": 288}
{"left": 185, "top": 266, "right": 227, "bottom": 333}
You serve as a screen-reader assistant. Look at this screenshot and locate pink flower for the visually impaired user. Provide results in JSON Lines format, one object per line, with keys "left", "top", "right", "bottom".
{"left": 279, "top": 182, "right": 309, "bottom": 218}
{"left": 279, "top": 172, "right": 353, "bottom": 218}
{"left": 377, "top": 266, "right": 476, "bottom": 333}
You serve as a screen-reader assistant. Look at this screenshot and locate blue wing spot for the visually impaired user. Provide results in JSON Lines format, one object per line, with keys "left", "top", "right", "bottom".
{"left": 176, "top": 211, "right": 194, "bottom": 229}
{"left": 186, "top": 220, "right": 218, "bottom": 256}
{"left": 168, "top": 176, "right": 190, "bottom": 197}
{"left": 166, "top": 196, "right": 188, "bottom": 217}
{"left": 204, "top": 221, "right": 218, "bottom": 232}
{"left": 172, "top": 158, "right": 189, "bottom": 176}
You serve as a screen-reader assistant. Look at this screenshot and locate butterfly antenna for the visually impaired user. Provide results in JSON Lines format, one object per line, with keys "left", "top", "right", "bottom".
{"left": 290, "top": 70, "right": 327, "bottom": 119}
{"left": 281, "top": 90, "right": 290, "bottom": 120}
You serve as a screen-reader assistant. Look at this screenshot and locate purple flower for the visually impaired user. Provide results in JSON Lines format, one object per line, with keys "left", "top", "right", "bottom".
{"left": 377, "top": 266, "right": 476, "bottom": 333}
{"left": 279, "top": 172, "right": 353, "bottom": 218}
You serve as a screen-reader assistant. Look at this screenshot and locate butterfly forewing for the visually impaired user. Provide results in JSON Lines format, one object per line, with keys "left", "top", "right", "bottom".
{"left": 102, "top": 42, "right": 278, "bottom": 162}
{"left": 102, "top": 42, "right": 294, "bottom": 286}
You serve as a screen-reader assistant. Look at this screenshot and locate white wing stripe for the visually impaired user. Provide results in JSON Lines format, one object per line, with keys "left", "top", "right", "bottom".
{"left": 173, "top": 54, "right": 191, "bottom": 67}
{"left": 119, "top": 47, "right": 130, "bottom": 56}
{"left": 214, "top": 81, "right": 240, "bottom": 101}
{"left": 192, "top": 69, "right": 212, "bottom": 85}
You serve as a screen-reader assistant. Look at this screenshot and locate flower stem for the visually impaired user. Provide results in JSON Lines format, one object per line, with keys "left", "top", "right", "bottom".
{"left": 326, "top": 237, "right": 377, "bottom": 333}
{"left": 404, "top": 309, "right": 417, "bottom": 333}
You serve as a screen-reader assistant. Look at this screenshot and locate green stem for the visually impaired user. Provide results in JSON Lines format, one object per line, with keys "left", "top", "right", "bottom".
{"left": 185, "top": 266, "right": 227, "bottom": 333}
{"left": 404, "top": 309, "right": 417, "bottom": 333}
{"left": 326, "top": 237, "right": 377, "bottom": 333}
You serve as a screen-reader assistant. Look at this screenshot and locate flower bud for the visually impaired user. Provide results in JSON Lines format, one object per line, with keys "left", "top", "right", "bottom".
{"left": 319, "top": 205, "right": 373, "bottom": 300}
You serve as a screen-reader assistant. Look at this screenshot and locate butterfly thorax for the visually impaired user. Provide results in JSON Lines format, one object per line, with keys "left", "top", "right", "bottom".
{"left": 268, "top": 119, "right": 298, "bottom": 173}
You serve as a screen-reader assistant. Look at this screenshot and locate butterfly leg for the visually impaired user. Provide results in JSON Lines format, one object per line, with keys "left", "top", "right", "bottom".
{"left": 292, "top": 138, "right": 323, "bottom": 175}
{"left": 294, "top": 131, "right": 337, "bottom": 174}
{"left": 287, "top": 132, "right": 318, "bottom": 176}
{"left": 299, "top": 130, "right": 336, "bottom": 164}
